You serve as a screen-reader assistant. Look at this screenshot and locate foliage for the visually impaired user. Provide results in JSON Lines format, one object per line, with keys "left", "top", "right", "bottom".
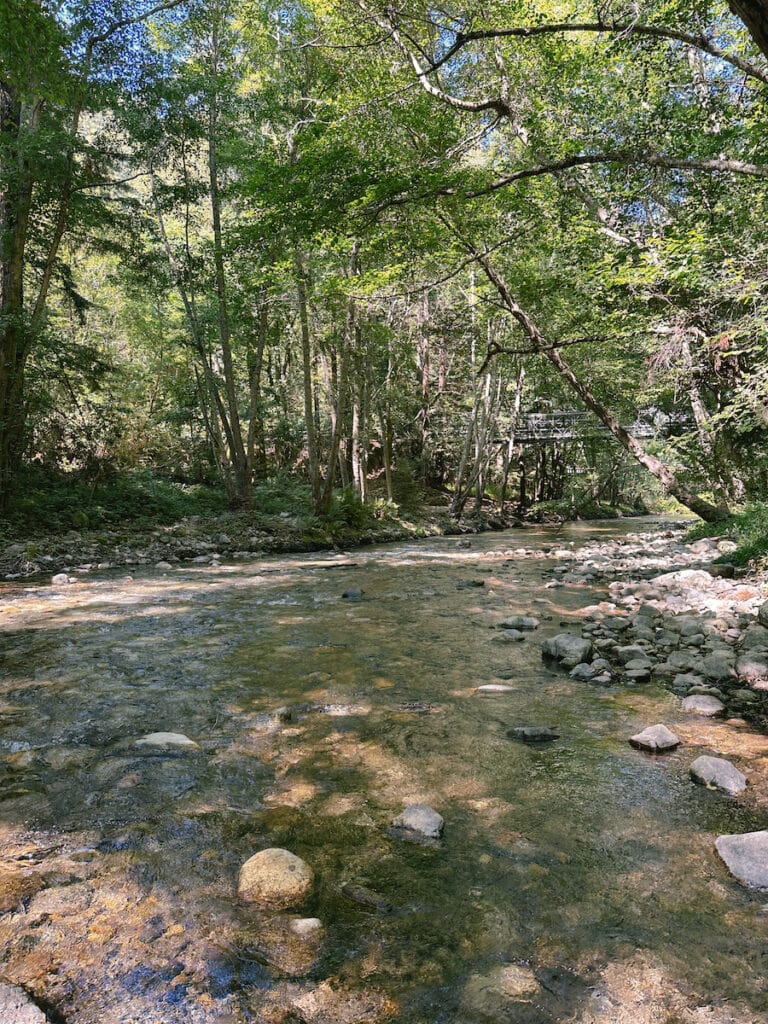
{"left": 685, "top": 503, "right": 768, "bottom": 567}
{"left": 0, "top": 469, "right": 228, "bottom": 539}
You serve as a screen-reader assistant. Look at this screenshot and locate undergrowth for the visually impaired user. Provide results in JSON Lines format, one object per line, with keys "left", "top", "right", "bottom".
{"left": 685, "top": 502, "right": 768, "bottom": 567}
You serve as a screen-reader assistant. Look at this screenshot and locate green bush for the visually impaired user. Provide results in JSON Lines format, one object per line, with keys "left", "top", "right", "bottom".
{"left": 686, "top": 502, "right": 768, "bottom": 567}
{"left": 0, "top": 469, "right": 227, "bottom": 539}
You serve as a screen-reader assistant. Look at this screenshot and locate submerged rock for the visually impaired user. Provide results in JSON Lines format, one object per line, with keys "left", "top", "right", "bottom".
{"left": 629, "top": 724, "right": 680, "bottom": 753}
{"left": 134, "top": 732, "right": 200, "bottom": 750}
{"left": 507, "top": 726, "right": 560, "bottom": 743}
{"left": 342, "top": 587, "right": 364, "bottom": 600}
{"left": 690, "top": 755, "right": 747, "bottom": 796}
{"left": 715, "top": 831, "right": 768, "bottom": 889}
{"left": 460, "top": 963, "right": 541, "bottom": 1021}
{"left": 238, "top": 848, "right": 314, "bottom": 909}
{"left": 391, "top": 803, "right": 444, "bottom": 839}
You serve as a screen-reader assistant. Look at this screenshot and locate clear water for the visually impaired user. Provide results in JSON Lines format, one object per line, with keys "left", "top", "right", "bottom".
{"left": 0, "top": 521, "right": 766, "bottom": 1023}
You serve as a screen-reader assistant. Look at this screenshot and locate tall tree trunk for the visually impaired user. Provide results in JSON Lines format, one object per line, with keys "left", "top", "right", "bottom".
{"left": 207, "top": 9, "right": 250, "bottom": 505}
{"left": 0, "top": 86, "right": 36, "bottom": 506}
{"left": 499, "top": 364, "right": 525, "bottom": 510}
{"left": 295, "top": 249, "right": 322, "bottom": 512}
{"left": 247, "top": 299, "right": 269, "bottom": 480}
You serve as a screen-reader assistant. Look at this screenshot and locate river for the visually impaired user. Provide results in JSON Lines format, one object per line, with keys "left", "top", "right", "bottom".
{"left": 0, "top": 519, "right": 766, "bottom": 1023}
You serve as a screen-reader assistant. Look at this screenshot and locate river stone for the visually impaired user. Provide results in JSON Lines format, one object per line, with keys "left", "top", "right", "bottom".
{"left": 690, "top": 755, "right": 747, "bottom": 796}
{"left": 758, "top": 600, "right": 768, "bottom": 628}
{"left": 715, "top": 831, "right": 768, "bottom": 889}
{"left": 134, "top": 732, "right": 199, "bottom": 750}
{"left": 51, "top": 572, "right": 70, "bottom": 586}
{"left": 629, "top": 724, "right": 680, "bottom": 753}
{"left": 570, "top": 662, "right": 599, "bottom": 681}
{"left": 498, "top": 615, "right": 539, "bottom": 631}
{"left": 667, "top": 650, "right": 703, "bottom": 672}
{"left": 0, "top": 982, "right": 49, "bottom": 1023}
{"left": 342, "top": 587, "right": 364, "bottom": 600}
{"left": 507, "top": 726, "right": 559, "bottom": 742}
{"left": 155, "top": 560, "right": 173, "bottom": 570}
{"left": 615, "top": 645, "right": 648, "bottom": 665}
{"left": 701, "top": 652, "right": 736, "bottom": 682}
{"left": 495, "top": 629, "right": 525, "bottom": 643}
{"left": 681, "top": 694, "right": 725, "bottom": 717}
{"left": 238, "top": 848, "right": 314, "bottom": 909}
{"left": 741, "top": 624, "right": 768, "bottom": 651}
{"left": 392, "top": 804, "right": 444, "bottom": 839}
{"left": 624, "top": 657, "right": 652, "bottom": 672}
{"left": 460, "top": 964, "right": 541, "bottom": 1020}
{"left": 736, "top": 652, "right": 768, "bottom": 684}
{"left": 541, "top": 634, "right": 592, "bottom": 668}
{"left": 477, "top": 684, "right": 516, "bottom": 693}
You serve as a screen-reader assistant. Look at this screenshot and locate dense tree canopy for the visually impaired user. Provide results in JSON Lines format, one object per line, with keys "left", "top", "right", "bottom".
{"left": 2, "top": 0, "right": 768, "bottom": 521}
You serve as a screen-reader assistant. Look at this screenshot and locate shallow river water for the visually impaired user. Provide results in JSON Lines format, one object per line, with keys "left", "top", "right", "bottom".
{"left": 1, "top": 520, "right": 767, "bottom": 1023}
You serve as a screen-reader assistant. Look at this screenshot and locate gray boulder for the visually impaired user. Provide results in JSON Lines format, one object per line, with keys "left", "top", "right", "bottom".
{"left": 629, "top": 724, "right": 680, "bottom": 753}
{"left": 741, "top": 624, "right": 768, "bottom": 651}
{"left": 758, "top": 600, "right": 768, "bottom": 629}
{"left": 498, "top": 616, "right": 539, "bottom": 631}
{"left": 736, "top": 652, "right": 768, "bottom": 684}
{"left": 715, "top": 831, "right": 768, "bottom": 889}
{"left": 701, "top": 652, "right": 736, "bottom": 682}
{"left": 392, "top": 804, "right": 444, "bottom": 839}
{"left": 541, "top": 634, "right": 592, "bottom": 668}
{"left": 681, "top": 694, "right": 725, "bottom": 717}
{"left": 690, "top": 755, "right": 747, "bottom": 796}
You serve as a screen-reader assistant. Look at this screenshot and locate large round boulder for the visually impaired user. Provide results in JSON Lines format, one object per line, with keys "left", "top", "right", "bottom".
{"left": 238, "top": 848, "right": 314, "bottom": 909}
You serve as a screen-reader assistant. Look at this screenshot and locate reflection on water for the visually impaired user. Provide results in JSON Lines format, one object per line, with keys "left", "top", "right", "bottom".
{"left": 0, "top": 520, "right": 766, "bottom": 1023}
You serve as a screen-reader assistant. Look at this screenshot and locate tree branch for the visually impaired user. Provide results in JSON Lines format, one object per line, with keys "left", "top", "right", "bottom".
{"left": 447, "top": 150, "right": 768, "bottom": 199}
{"left": 429, "top": 21, "right": 768, "bottom": 86}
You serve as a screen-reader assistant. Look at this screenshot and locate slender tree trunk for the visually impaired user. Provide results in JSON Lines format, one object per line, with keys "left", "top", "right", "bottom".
{"left": 207, "top": 11, "right": 250, "bottom": 505}
{"left": 499, "top": 364, "right": 525, "bottom": 510}
{"left": 247, "top": 299, "right": 268, "bottom": 480}
{"left": 461, "top": 234, "right": 728, "bottom": 522}
{"left": 295, "top": 249, "right": 322, "bottom": 511}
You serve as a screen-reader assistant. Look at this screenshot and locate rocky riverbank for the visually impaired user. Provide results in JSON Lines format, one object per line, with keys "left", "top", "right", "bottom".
{"left": 0, "top": 506, "right": 509, "bottom": 581}
{"left": 537, "top": 526, "right": 768, "bottom": 726}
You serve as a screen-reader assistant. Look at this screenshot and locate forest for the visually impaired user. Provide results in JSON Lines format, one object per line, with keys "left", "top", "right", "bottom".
{"left": 3, "top": 0, "right": 768, "bottom": 545}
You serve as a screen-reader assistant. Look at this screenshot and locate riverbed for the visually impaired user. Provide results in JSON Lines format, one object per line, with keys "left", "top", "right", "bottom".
{"left": 1, "top": 519, "right": 766, "bottom": 1023}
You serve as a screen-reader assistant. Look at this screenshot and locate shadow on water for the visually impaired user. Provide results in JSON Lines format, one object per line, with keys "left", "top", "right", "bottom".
{"left": 0, "top": 520, "right": 767, "bottom": 1022}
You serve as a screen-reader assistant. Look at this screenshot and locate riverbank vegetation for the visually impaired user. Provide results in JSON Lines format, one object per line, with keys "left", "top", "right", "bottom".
{"left": 3, "top": 0, "right": 768, "bottom": 540}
